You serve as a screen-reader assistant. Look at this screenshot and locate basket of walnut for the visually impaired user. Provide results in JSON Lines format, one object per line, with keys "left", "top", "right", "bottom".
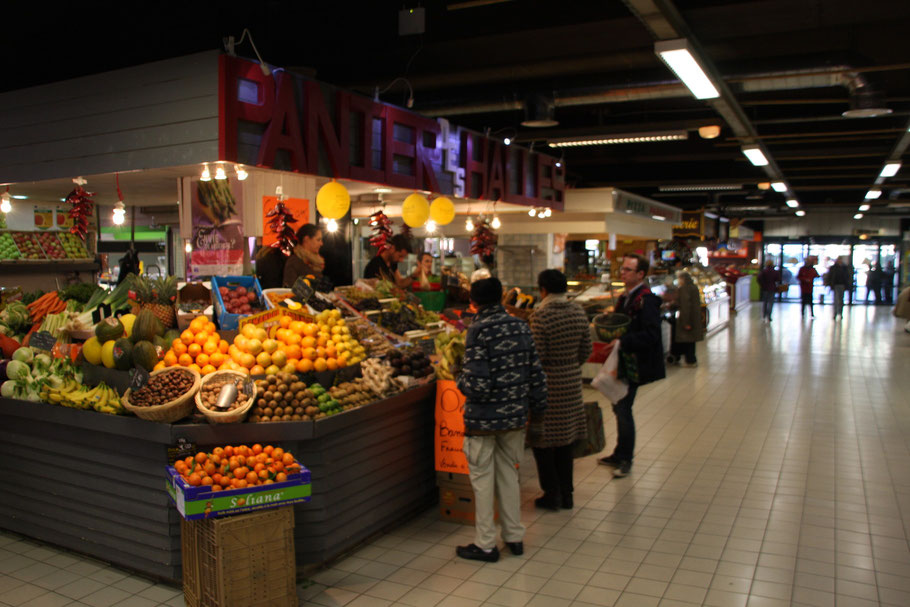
{"left": 194, "top": 371, "right": 257, "bottom": 424}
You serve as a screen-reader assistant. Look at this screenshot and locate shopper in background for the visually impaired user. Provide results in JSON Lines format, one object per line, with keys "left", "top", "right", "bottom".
{"left": 410, "top": 251, "right": 434, "bottom": 290}
{"left": 673, "top": 271, "right": 704, "bottom": 366}
{"left": 363, "top": 234, "right": 412, "bottom": 288}
{"left": 829, "top": 257, "right": 850, "bottom": 319}
{"left": 797, "top": 261, "right": 820, "bottom": 318}
{"left": 598, "top": 253, "right": 665, "bottom": 478}
{"left": 528, "top": 269, "right": 592, "bottom": 511}
{"left": 883, "top": 263, "right": 895, "bottom": 305}
{"left": 866, "top": 263, "right": 883, "bottom": 304}
{"left": 255, "top": 245, "right": 286, "bottom": 290}
{"left": 456, "top": 277, "right": 547, "bottom": 562}
{"left": 757, "top": 260, "right": 781, "bottom": 323}
{"left": 282, "top": 224, "right": 324, "bottom": 288}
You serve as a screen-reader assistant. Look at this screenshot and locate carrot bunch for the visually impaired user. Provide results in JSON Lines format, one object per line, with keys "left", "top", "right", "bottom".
{"left": 28, "top": 291, "right": 66, "bottom": 323}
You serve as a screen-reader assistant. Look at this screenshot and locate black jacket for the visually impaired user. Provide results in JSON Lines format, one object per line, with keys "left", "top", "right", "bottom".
{"left": 617, "top": 285, "right": 665, "bottom": 386}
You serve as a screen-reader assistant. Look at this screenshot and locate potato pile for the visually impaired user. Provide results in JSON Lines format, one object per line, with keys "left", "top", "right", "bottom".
{"left": 248, "top": 373, "right": 317, "bottom": 422}
{"left": 198, "top": 375, "right": 251, "bottom": 412}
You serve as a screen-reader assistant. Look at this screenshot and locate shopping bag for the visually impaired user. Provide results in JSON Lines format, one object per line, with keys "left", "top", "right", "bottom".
{"left": 592, "top": 342, "right": 629, "bottom": 403}
{"left": 572, "top": 401, "right": 606, "bottom": 458}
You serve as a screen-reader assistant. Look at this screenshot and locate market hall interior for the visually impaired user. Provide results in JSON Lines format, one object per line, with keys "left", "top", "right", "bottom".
{"left": 0, "top": 300, "right": 908, "bottom": 607}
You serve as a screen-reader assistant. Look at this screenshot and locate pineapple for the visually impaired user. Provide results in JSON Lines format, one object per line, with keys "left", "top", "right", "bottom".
{"left": 129, "top": 274, "right": 178, "bottom": 328}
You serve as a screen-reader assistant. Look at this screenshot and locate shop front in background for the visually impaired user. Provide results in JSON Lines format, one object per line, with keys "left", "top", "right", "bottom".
{"left": 763, "top": 237, "right": 903, "bottom": 306}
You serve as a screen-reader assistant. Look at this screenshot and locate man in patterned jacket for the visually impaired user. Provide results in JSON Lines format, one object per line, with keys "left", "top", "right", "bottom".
{"left": 455, "top": 277, "right": 548, "bottom": 562}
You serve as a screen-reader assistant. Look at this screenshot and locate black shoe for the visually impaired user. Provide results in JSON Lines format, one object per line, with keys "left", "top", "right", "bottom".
{"left": 561, "top": 495, "right": 573, "bottom": 509}
{"left": 598, "top": 454, "right": 621, "bottom": 467}
{"left": 534, "top": 495, "right": 560, "bottom": 511}
{"left": 505, "top": 542, "right": 524, "bottom": 556}
{"left": 612, "top": 461, "right": 632, "bottom": 478}
{"left": 456, "top": 544, "right": 499, "bottom": 562}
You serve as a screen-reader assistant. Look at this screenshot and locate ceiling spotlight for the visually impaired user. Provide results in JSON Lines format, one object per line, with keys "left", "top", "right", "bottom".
{"left": 654, "top": 38, "right": 720, "bottom": 100}
{"left": 771, "top": 182, "right": 787, "bottom": 193}
{"left": 853, "top": 213, "right": 863, "bottom": 220}
{"left": 555, "top": 160, "right": 563, "bottom": 168}
{"left": 503, "top": 137, "right": 512, "bottom": 146}
{"left": 465, "top": 217, "right": 474, "bottom": 231}
{"left": 785, "top": 199, "right": 799, "bottom": 208}
{"left": 795, "top": 210, "right": 806, "bottom": 217}
{"left": 756, "top": 182, "right": 771, "bottom": 190}
{"left": 0, "top": 192, "right": 10, "bottom": 214}
{"left": 865, "top": 189, "right": 882, "bottom": 200}
{"left": 214, "top": 164, "right": 227, "bottom": 180}
{"left": 185, "top": 240, "right": 193, "bottom": 253}
{"left": 698, "top": 125, "right": 721, "bottom": 139}
{"left": 880, "top": 162, "right": 901, "bottom": 178}
{"left": 741, "top": 145, "right": 769, "bottom": 167}
{"left": 528, "top": 208, "right": 536, "bottom": 217}
{"left": 425, "top": 220, "right": 437, "bottom": 233}
{"left": 112, "top": 201, "right": 126, "bottom": 225}
{"left": 325, "top": 218, "right": 339, "bottom": 233}
{"left": 859, "top": 204, "right": 871, "bottom": 212}
{"left": 200, "top": 163, "right": 212, "bottom": 181}
{"left": 491, "top": 216, "right": 501, "bottom": 229}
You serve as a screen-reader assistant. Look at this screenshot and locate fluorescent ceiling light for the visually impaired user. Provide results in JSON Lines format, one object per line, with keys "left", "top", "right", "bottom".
{"left": 374, "top": 187, "right": 393, "bottom": 193}
{"left": 659, "top": 184, "right": 741, "bottom": 192}
{"left": 651, "top": 215, "right": 667, "bottom": 221}
{"left": 880, "top": 162, "right": 901, "bottom": 178}
{"left": 853, "top": 213, "right": 863, "bottom": 219}
{"left": 654, "top": 38, "right": 720, "bottom": 100}
{"left": 795, "top": 210, "right": 806, "bottom": 217}
{"left": 741, "top": 145, "right": 769, "bottom": 166}
{"left": 864, "top": 189, "right": 882, "bottom": 200}
{"left": 11, "top": 195, "right": 28, "bottom": 200}
{"left": 858, "top": 204, "right": 871, "bottom": 212}
{"left": 785, "top": 199, "right": 799, "bottom": 208}
{"left": 770, "top": 182, "right": 787, "bottom": 193}
{"left": 548, "top": 131, "right": 687, "bottom": 147}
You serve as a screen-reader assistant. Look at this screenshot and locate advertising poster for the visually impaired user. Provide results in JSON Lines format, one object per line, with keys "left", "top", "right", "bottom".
{"left": 33, "top": 208, "right": 53, "bottom": 230}
{"left": 188, "top": 178, "right": 244, "bottom": 279}
{"left": 262, "top": 196, "right": 309, "bottom": 248}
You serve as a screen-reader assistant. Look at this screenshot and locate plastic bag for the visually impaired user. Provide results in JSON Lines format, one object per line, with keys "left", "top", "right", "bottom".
{"left": 591, "top": 343, "right": 629, "bottom": 404}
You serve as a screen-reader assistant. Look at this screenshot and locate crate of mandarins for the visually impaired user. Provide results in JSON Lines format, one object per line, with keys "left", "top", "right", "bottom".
{"left": 181, "top": 506, "right": 296, "bottom": 607}
{"left": 166, "top": 444, "right": 311, "bottom": 520}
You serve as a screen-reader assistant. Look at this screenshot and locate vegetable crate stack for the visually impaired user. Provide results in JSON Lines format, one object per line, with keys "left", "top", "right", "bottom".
{"left": 170, "top": 444, "right": 307, "bottom": 607}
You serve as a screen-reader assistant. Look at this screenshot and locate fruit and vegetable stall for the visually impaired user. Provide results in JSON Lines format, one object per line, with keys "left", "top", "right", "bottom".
{"left": 0, "top": 274, "right": 465, "bottom": 582}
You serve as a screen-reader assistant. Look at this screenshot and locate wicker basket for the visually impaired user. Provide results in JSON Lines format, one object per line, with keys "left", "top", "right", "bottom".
{"left": 195, "top": 371, "right": 257, "bottom": 424}
{"left": 122, "top": 367, "right": 201, "bottom": 423}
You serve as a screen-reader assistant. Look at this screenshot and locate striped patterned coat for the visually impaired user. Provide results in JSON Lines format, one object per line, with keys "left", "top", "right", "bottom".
{"left": 528, "top": 298, "right": 593, "bottom": 448}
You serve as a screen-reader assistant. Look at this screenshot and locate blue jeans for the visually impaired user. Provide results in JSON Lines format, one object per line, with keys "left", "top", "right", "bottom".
{"left": 611, "top": 383, "right": 639, "bottom": 462}
{"left": 761, "top": 291, "right": 775, "bottom": 319}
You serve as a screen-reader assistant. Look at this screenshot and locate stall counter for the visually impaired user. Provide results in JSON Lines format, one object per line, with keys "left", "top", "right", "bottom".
{"left": 0, "top": 382, "right": 437, "bottom": 583}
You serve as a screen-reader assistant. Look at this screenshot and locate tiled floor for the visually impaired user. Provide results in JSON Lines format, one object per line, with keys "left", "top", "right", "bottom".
{"left": 2, "top": 301, "right": 909, "bottom": 607}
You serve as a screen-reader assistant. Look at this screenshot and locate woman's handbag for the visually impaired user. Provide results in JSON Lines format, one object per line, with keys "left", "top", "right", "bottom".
{"left": 572, "top": 401, "right": 606, "bottom": 459}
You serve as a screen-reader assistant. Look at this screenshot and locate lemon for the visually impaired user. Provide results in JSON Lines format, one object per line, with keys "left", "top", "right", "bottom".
{"left": 101, "top": 340, "right": 117, "bottom": 369}
{"left": 82, "top": 337, "right": 103, "bottom": 365}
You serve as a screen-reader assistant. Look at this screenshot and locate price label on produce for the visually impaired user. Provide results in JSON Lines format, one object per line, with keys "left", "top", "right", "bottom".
{"left": 29, "top": 331, "right": 57, "bottom": 352}
{"left": 292, "top": 276, "right": 315, "bottom": 303}
{"left": 167, "top": 438, "right": 197, "bottom": 465}
{"left": 417, "top": 338, "right": 436, "bottom": 356}
{"left": 129, "top": 366, "right": 151, "bottom": 392}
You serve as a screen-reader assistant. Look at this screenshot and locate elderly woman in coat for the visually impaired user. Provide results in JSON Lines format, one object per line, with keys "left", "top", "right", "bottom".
{"left": 673, "top": 271, "right": 705, "bottom": 367}
{"left": 528, "top": 269, "right": 593, "bottom": 510}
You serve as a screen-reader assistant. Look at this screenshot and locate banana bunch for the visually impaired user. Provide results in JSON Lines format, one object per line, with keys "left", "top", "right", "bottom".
{"left": 434, "top": 332, "right": 466, "bottom": 380}
{"left": 41, "top": 381, "right": 126, "bottom": 415}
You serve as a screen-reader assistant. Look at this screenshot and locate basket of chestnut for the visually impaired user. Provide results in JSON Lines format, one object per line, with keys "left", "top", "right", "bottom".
{"left": 194, "top": 371, "right": 258, "bottom": 424}
{"left": 122, "top": 367, "right": 201, "bottom": 423}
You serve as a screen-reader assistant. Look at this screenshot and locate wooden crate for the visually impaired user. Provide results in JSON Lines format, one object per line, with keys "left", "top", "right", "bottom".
{"left": 182, "top": 507, "right": 296, "bottom": 607}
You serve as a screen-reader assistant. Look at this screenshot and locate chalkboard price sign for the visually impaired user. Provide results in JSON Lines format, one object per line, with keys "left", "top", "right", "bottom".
{"left": 292, "top": 276, "right": 315, "bottom": 303}
{"left": 129, "top": 366, "right": 151, "bottom": 391}
{"left": 29, "top": 331, "right": 57, "bottom": 352}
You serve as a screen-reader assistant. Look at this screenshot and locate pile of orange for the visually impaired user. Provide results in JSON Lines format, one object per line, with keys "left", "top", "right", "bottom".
{"left": 229, "top": 309, "right": 366, "bottom": 376}
{"left": 174, "top": 444, "right": 301, "bottom": 490}
{"left": 157, "top": 316, "right": 243, "bottom": 375}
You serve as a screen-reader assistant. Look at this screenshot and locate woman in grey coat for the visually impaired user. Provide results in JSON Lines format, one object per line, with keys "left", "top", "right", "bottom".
{"left": 528, "top": 269, "right": 593, "bottom": 510}
{"left": 673, "top": 271, "right": 705, "bottom": 366}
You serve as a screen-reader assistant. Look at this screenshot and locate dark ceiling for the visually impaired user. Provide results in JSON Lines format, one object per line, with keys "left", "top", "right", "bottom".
{"left": 5, "top": 0, "right": 910, "bottom": 218}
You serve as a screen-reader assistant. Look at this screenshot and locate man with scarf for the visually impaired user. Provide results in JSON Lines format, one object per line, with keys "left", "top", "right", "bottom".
{"left": 598, "top": 253, "right": 665, "bottom": 477}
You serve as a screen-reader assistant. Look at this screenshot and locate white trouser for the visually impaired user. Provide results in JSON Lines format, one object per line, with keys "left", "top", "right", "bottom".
{"left": 463, "top": 430, "right": 526, "bottom": 550}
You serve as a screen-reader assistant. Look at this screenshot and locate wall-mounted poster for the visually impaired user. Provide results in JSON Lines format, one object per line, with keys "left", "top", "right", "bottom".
{"left": 187, "top": 178, "right": 244, "bottom": 279}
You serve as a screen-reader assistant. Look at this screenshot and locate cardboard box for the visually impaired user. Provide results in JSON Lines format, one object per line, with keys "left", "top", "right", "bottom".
{"left": 438, "top": 483, "right": 497, "bottom": 525}
{"left": 177, "top": 283, "right": 213, "bottom": 330}
{"left": 166, "top": 466, "right": 311, "bottom": 520}
{"left": 437, "top": 471, "right": 472, "bottom": 487}
{"left": 182, "top": 507, "right": 296, "bottom": 607}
